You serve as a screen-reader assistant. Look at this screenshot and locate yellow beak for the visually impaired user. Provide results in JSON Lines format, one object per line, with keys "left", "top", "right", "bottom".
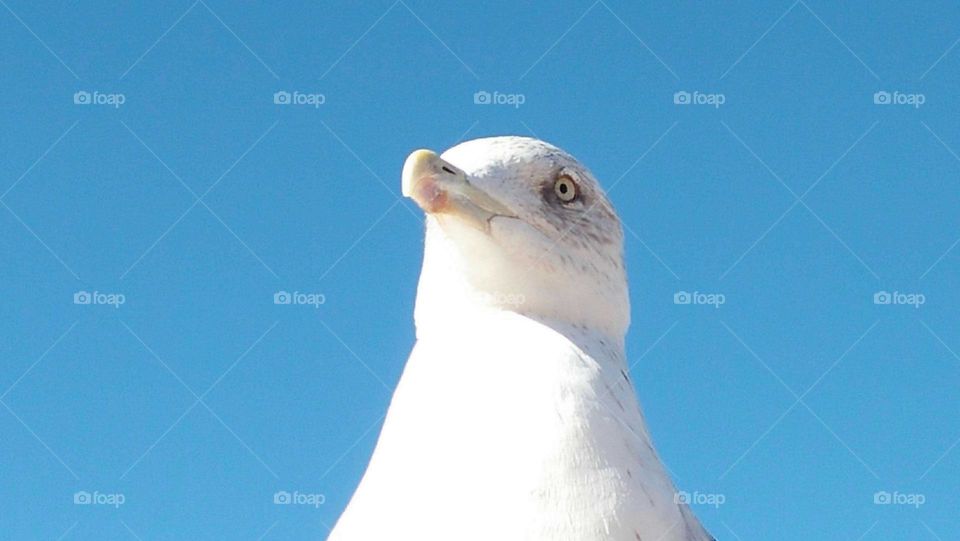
{"left": 401, "top": 149, "right": 515, "bottom": 230}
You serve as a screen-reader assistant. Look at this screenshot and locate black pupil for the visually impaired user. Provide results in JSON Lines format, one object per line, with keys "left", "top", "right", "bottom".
{"left": 559, "top": 183, "right": 568, "bottom": 194}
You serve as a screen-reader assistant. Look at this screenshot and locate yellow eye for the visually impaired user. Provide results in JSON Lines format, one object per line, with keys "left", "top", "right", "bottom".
{"left": 554, "top": 174, "right": 578, "bottom": 202}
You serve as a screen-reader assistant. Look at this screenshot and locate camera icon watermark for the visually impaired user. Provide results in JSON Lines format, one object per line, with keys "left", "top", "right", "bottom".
{"left": 74, "top": 490, "right": 125, "bottom": 508}
{"left": 273, "top": 90, "right": 325, "bottom": 108}
{"left": 873, "top": 290, "right": 924, "bottom": 308}
{"left": 273, "top": 490, "right": 325, "bottom": 508}
{"left": 673, "top": 90, "right": 725, "bottom": 108}
{"left": 873, "top": 90, "right": 924, "bottom": 108}
{"left": 274, "top": 290, "right": 325, "bottom": 308}
{"left": 674, "top": 290, "right": 725, "bottom": 308}
{"left": 73, "top": 90, "right": 126, "bottom": 108}
{"left": 473, "top": 90, "right": 525, "bottom": 108}
{"left": 73, "top": 290, "right": 125, "bottom": 308}
{"left": 675, "top": 490, "right": 725, "bottom": 508}
{"left": 873, "top": 490, "right": 925, "bottom": 508}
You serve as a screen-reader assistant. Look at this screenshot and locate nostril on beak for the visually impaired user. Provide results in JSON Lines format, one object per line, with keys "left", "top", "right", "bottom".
{"left": 441, "top": 166, "right": 457, "bottom": 175}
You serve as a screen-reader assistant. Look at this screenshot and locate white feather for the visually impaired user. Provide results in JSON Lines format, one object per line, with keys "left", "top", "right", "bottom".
{"left": 329, "top": 137, "right": 712, "bottom": 541}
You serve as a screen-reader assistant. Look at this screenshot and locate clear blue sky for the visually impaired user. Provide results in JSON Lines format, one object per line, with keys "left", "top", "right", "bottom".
{"left": 1, "top": 1, "right": 958, "bottom": 539}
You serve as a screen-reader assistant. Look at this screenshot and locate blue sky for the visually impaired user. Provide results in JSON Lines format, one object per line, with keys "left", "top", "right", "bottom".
{"left": 1, "top": 1, "right": 958, "bottom": 539}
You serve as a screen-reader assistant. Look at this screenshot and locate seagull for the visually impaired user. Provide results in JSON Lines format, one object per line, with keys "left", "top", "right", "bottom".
{"left": 328, "top": 137, "right": 714, "bottom": 541}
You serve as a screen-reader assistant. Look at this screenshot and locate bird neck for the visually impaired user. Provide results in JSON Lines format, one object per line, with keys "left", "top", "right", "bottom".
{"left": 414, "top": 265, "right": 626, "bottom": 357}
{"left": 414, "top": 219, "right": 629, "bottom": 349}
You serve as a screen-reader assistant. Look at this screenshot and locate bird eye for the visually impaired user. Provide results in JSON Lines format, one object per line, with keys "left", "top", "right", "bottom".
{"left": 553, "top": 174, "right": 578, "bottom": 203}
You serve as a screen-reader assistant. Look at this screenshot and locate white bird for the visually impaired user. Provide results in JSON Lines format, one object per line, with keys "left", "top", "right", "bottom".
{"left": 328, "top": 137, "right": 714, "bottom": 541}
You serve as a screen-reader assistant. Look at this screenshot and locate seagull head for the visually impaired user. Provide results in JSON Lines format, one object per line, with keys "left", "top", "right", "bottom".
{"left": 402, "top": 136, "right": 629, "bottom": 341}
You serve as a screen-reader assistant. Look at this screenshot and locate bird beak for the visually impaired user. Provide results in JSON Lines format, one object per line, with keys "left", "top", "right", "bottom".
{"left": 402, "top": 149, "right": 515, "bottom": 230}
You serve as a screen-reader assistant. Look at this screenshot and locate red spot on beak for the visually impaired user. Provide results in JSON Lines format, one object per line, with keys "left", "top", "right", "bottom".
{"left": 413, "top": 176, "right": 449, "bottom": 214}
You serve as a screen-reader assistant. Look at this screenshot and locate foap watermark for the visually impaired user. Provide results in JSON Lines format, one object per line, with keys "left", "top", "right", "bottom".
{"left": 74, "top": 290, "right": 125, "bottom": 308}
{"left": 873, "top": 490, "right": 925, "bottom": 508}
{"left": 674, "top": 290, "right": 725, "bottom": 308}
{"left": 470, "top": 291, "right": 526, "bottom": 307}
{"left": 473, "top": 90, "right": 525, "bottom": 108}
{"left": 873, "top": 290, "right": 925, "bottom": 308}
{"left": 873, "top": 91, "right": 925, "bottom": 108}
{"left": 74, "top": 490, "right": 125, "bottom": 508}
{"left": 274, "top": 290, "right": 325, "bottom": 308}
{"left": 273, "top": 90, "right": 326, "bottom": 108}
{"left": 675, "top": 490, "right": 725, "bottom": 508}
{"left": 74, "top": 90, "right": 126, "bottom": 108}
{"left": 273, "top": 490, "right": 325, "bottom": 508}
{"left": 673, "top": 90, "right": 725, "bottom": 108}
